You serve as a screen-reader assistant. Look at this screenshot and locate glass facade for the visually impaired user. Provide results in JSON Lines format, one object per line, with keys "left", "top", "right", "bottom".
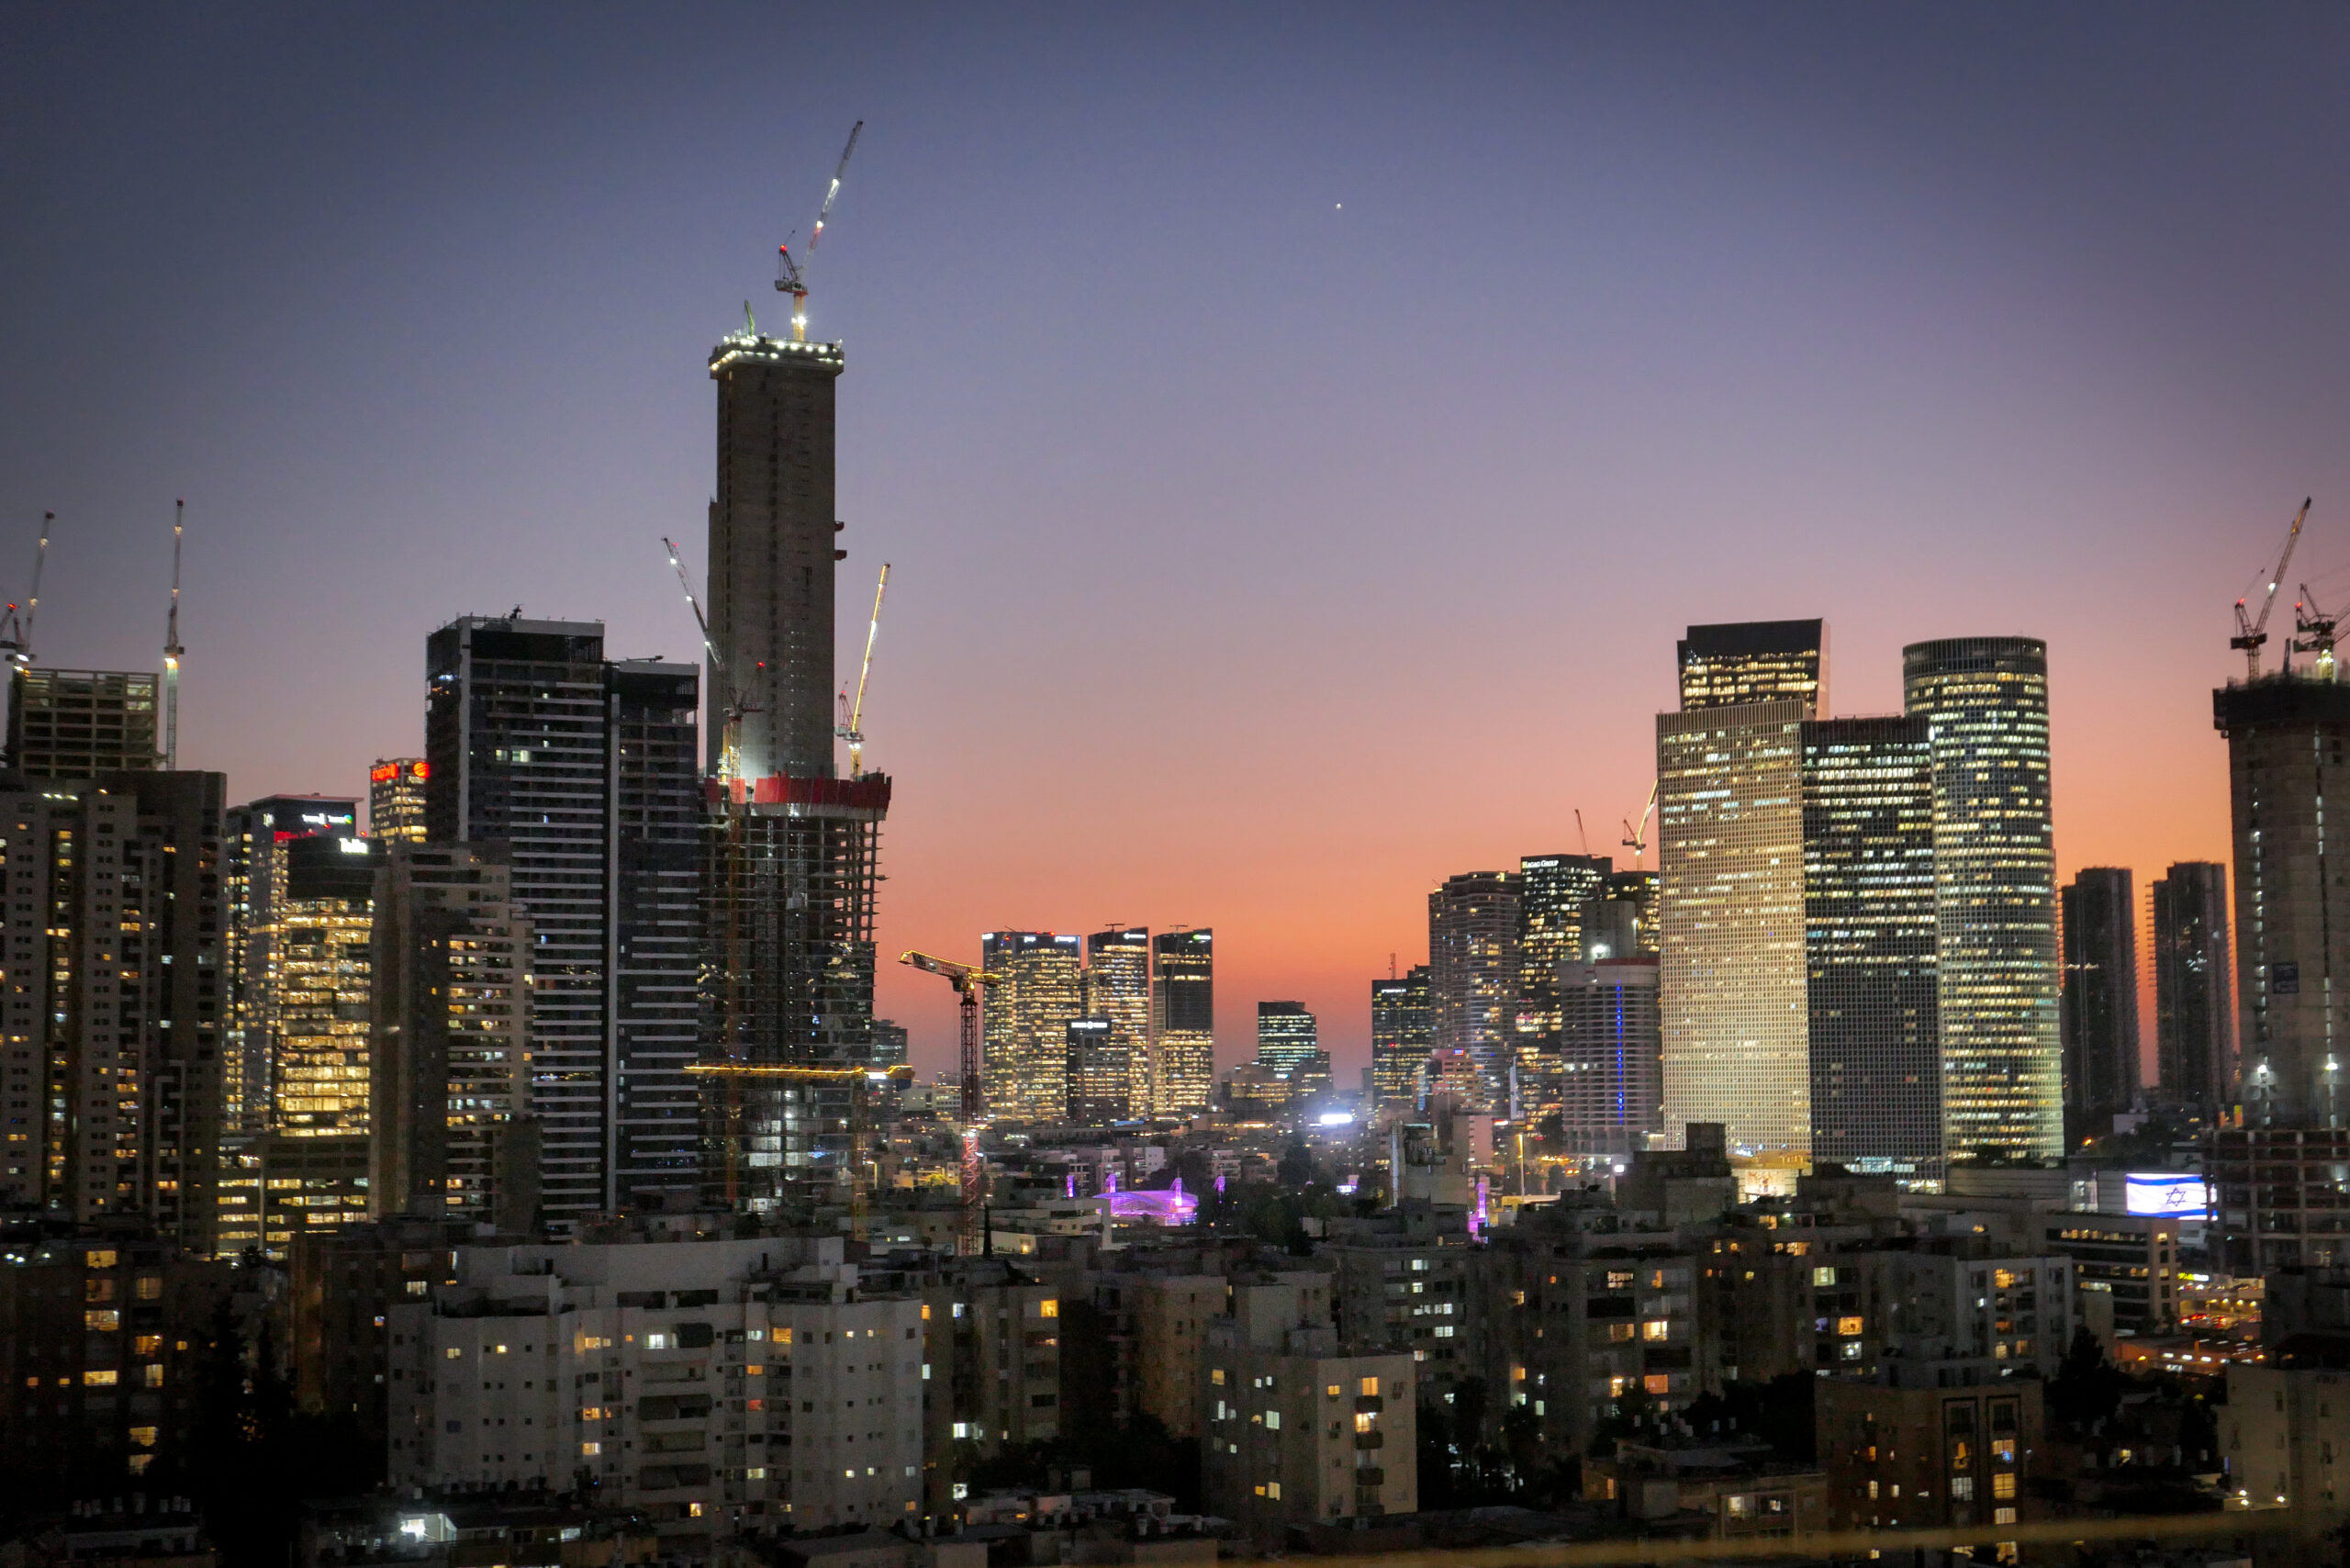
{"left": 368, "top": 758, "right": 429, "bottom": 843}
{"left": 1658, "top": 698, "right": 1811, "bottom": 1155}
{"left": 1677, "top": 620, "right": 1827, "bottom": 712}
{"left": 1516, "top": 854, "right": 1612, "bottom": 1108}
{"left": 1556, "top": 956, "right": 1662, "bottom": 1151}
{"left": 1905, "top": 637, "right": 2062, "bottom": 1163}
{"left": 1151, "top": 928, "right": 1214, "bottom": 1115}
{"left": 1065, "top": 1017, "right": 1130, "bottom": 1126}
{"left": 1086, "top": 927, "right": 1152, "bottom": 1118}
{"left": 1254, "top": 1001, "right": 1320, "bottom": 1080}
{"left": 1801, "top": 716, "right": 1942, "bottom": 1182}
{"left": 2151, "top": 861, "right": 2233, "bottom": 1111}
{"left": 2060, "top": 867, "right": 2141, "bottom": 1137}
{"left": 1370, "top": 967, "right": 1433, "bottom": 1109}
{"left": 981, "top": 932, "right": 1084, "bottom": 1123}
{"left": 1428, "top": 871, "right": 1520, "bottom": 1111}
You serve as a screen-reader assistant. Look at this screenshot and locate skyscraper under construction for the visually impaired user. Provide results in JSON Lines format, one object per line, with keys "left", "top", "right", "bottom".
{"left": 699, "top": 324, "right": 890, "bottom": 1213}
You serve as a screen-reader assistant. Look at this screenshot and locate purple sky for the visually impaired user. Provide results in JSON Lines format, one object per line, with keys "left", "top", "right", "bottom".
{"left": 7, "top": 7, "right": 2350, "bottom": 1078}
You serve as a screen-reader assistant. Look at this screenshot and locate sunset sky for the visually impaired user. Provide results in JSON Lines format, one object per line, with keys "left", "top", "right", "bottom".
{"left": 7, "top": 7, "right": 2350, "bottom": 1081}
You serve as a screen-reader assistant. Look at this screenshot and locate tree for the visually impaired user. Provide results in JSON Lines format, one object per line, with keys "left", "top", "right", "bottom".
{"left": 2047, "top": 1326, "right": 2127, "bottom": 1434}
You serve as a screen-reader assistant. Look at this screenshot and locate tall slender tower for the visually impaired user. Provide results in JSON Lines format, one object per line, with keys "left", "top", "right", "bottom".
{"left": 2151, "top": 861, "right": 2233, "bottom": 1112}
{"left": 1905, "top": 637, "right": 2062, "bottom": 1164}
{"left": 1427, "top": 871, "right": 1520, "bottom": 1112}
{"left": 1150, "top": 929, "right": 1214, "bottom": 1116}
{"left": 2061, "top": 868, "right": 2142, "bottom": 1137}
{"left": 700, "top": 325, "right": 890, "bottom": 1214}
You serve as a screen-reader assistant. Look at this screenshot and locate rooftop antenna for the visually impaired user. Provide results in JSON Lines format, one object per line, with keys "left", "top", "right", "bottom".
{"left": 775, "top": 120, "right": 863, "bottom": 342}
{"left": 0, "top": 510, "right": 51, "bottom": 669}
{"left": 162, "top": 499, "right": 184, "bottom": 768}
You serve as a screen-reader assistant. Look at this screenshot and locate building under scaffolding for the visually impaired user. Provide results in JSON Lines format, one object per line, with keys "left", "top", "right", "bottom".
{"left": 699, "top": 325, "right": 890, "bottom": 1215}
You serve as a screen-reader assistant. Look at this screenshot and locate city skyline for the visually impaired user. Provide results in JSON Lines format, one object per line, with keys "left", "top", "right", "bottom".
{"left": 13, "top": 10, "right": 2350, "bottom": 1081}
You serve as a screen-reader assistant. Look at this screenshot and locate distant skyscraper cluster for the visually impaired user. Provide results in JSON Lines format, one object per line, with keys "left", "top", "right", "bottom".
{"left": 977, "top": 925, "right": 1216, "bottom": 1126}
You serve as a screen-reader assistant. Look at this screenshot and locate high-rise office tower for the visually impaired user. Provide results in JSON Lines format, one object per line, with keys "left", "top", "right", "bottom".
{"left": 224, "top": 796, "right": 359, "bottom": 1135}
{"left": 1428, "top": 872, "right": 1520, "bottom": 1111}
{"left": 1658, "top": 622, "right": 1820, "bottom": 1156}
{"left": 1556, "top": 953, "right": 1662, "bottom": 1153}
{"left": 1255, "top": 1002, "right": 1320, "bottom": 1080}
{"left": 2213, "top": 678, "right": 2350, "bottom": 1126}
{"left": 700, "top": 323, "right": 890, "bottom": 1214}
{"left": 981, "top": 932, "right": 1084, "bottom": 1123}
{"left": 1065, "top": 1018, "right": 1131, "bottom": 1126}
{"left": 870, "top": 1019, "right": 910, "bottom": 1074}
{"left": 1516, "top": 854, "right": 1612, "bottom": 1105}
{"left": 369, "top": 758, "right": 430, "bottom": 843}
{"left": 425, "top": 617, "right": 701, "bottom": 1224}
{"left": 2151, "top": 862, "right": 2233, "bottom": 1111}
{"left": 2061, "top": 868, "right": 2142, "bottom": 1138}
{"left": 369, "top": 843, "right": 536, "bottom": 1228}
{"left": 0, "top": 772, "right": 226, "bottom": 1250}
{"left": 1906, "top": 637, "right": 2062, "bottom": 1163}
{"left": 1677, "top": 620, "right": 1827, "bottom": 711}
{"left": 1151, "top": 928, "right": 1214, "bottom": 1115}
{"left": 1086, "top": 927, "right": 1152, "bottom": 1119}
{"left": 6, "top": 669, "right": 159, "bottom": 777}
{"left": 1800, "top": 716, "right": 1942, "bottom": 1182}
{"left": 224, "top": 797, "right": 367, "bottom": 1137}
{"left": 1371, "top": 967, "right": 1433, "bottom": 1109}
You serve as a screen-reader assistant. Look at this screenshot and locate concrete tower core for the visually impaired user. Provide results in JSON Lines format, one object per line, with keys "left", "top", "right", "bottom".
{"left": 707, "top": 330, "right": 844, "bottom": 780}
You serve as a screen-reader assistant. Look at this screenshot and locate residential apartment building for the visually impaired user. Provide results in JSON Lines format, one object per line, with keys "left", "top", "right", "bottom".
{"left": 386, "top": 1237, "right": 923, "bottom": 1539}
{"left": 1202, "top": 1280, "right": 1416, "bottom": 1540}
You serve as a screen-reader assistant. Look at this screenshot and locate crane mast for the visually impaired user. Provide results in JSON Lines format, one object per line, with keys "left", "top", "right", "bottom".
{"left": 775, "top": 120, "right": 863, "bottom": 342}
{"left": 900, "top": 949, "right": 1004, "bottom": 1252}
{"left": 163, "top": 499, "right": 185, "bottom": 769}
{"left": 2232, "top": 497, "right": 2313, "bottom": 681}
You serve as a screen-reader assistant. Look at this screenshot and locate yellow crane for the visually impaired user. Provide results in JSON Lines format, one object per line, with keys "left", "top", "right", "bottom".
{"left": 836, "top": 563, "right": 890, "bottom": 778}
{"left": 899, "top": 950, "right": 1004, "bottom": 1250}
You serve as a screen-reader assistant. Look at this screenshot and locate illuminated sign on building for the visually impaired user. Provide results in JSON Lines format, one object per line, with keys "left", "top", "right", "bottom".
{"left": 2124, "top": 1172, "right": 2210, "bottom": 1218}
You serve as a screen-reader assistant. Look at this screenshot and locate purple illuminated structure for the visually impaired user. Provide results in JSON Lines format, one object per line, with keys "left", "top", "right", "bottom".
{"left": 1104, "top": 1174, "right": 1200, "bottom": 1226}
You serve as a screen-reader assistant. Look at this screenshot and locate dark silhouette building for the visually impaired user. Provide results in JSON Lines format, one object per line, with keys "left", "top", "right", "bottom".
{"left": 2061, "top": 867, "right": 2142, "bottom": 1139}
{"left": 2152, "top": 861, "right": 2232, "bottom": 1112}
{"left": 424, "top": 617, "right": 700, "bottom": 1223}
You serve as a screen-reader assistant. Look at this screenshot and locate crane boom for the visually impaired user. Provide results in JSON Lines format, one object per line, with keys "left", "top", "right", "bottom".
{"left": 775, "top": 120, "right": 864, "bottom": 342}
{"left": 839, "top": 563, "right": 890, "bottom": 778}
{"left": 1, "top": 511, "right": 51, "bottom": 669}
{"left": 2233, "top": 497, "right": 2314, "bottom": 680}
{"left": 663, "top": 536, "right": 721, "bottom": 669}
{"left": 1621, "top": 781, "right": 1658, "bottom": 868}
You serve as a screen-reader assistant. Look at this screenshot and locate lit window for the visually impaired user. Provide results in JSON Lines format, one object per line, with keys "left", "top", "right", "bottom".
{"left": 644, "top": 1333, "right": 670, "bottom": 1350}
{"left": 1813, "top": 1266, "right": 1836, "bottom": 1287}
{"left": 1037, "top": 1299, "right": 1058, "bottom": 1318}
{"left": 87, "top": 1249, "right": 117, "bottom": 1269}
{"left": 1359, "top": 1376, "right": 1379, "bottom": 1396}
{"left": 582, "top": 1442, "right": 601, "bottom": 1456}
{"left": 1267, "top": 1482, "right": 1281, "bottom": 1500}
{"left": 1642, "top": 1321, "right": 1670, "bottom": 1342}
{"left": 84, "top": 1310, "right": 119, "bottom": 1332}
{"left": 1643, "top": 1374, "right": 1670, "bottom": 1395}
{"left": 1326, "top": 1384, "right": 1341, "bottom": 1398}
{"left": 84, "top": 1370, "right": 117, "bottom": 1386}
{"left": 1211, "top": 1369, "right": 1225, "bottom": 1386}
{"left": 1355, "top": 1413, "right": 1377, "bottom": 1433}
{"left": 1993, "top": 1474, "right": 2016, "bottom": 1499}
{"left": 129, "top": 1426, "right": 157, "bottom": 1448}
{"left": 1837, "top": 1316, "right": 1864, "bottom": 1337}
{"left": 142, "top": 1366, "right": 163, "bottom": 1388}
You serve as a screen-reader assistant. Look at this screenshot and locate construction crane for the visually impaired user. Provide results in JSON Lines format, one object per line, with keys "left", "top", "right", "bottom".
{"left": 2233, "top": 497, "right": 2313, "bottom": 681}
{"left": 2298, "top": 583, "right": 2344, "bottom": 683}
{"left": 1574, "top": 809, "right": 1592, "bottom": 858}
{"left": 162, "top": 499, "right": 185, "bottom": 769}
{"left": 834, "top": 563, "right": 890, "bottom": 778}
{"left": 1621, "top": 781, "right": 1658, "bottom": 868}
{"left": 0, "top": 511, "right": 51, "bottom": 668}
{"left": 686, "top": 1061, "right": 912, "bottom": 1225}
{"left": 900, "top": 949, "right": 1004, "bottom": 1251}
{"left": 664, "top": 536, "right": 759, "bottom": 781}
{"left": 775, "top": 120, "right": 863, "bottom": 342}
